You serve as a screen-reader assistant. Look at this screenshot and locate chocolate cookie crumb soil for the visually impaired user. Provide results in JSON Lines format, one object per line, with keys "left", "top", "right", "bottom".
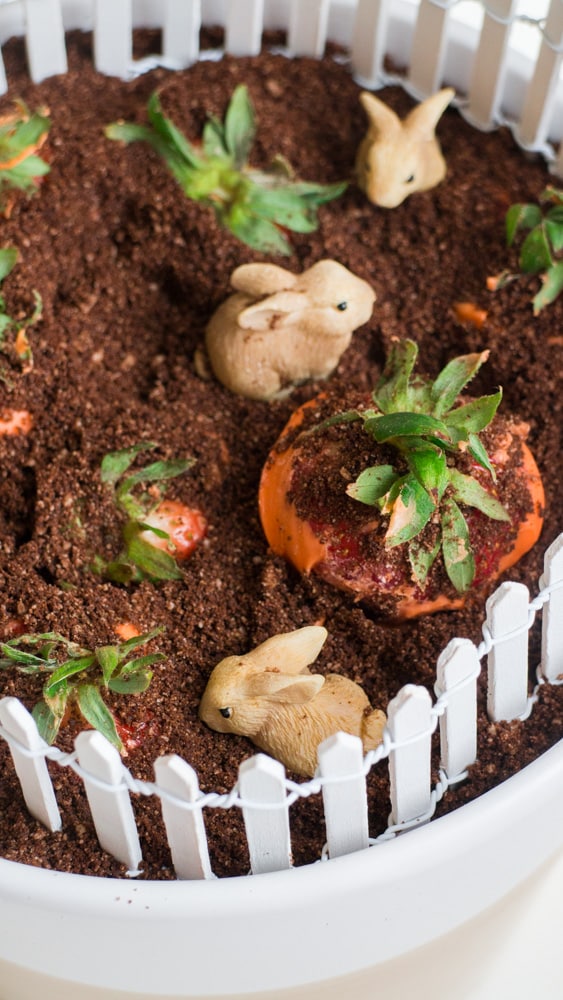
{"left": 0, "top": 29, "right": 561, "bottom": 880}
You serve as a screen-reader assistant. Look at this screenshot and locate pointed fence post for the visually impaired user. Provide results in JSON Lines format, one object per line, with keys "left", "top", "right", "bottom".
{"left": 435, "top": 638, "right": 479, "bottom": 779}
{"left": 486, "top": 581, "right": 530, "bottom": 721}
{"left": 154, "top": 754, "right": 213, "bottom": 880}
{"left": 75, "top": 730, "right": 142, "bottom": 873}
{"left": 387, "top": 684, "right": 433, "bottom": 827}
{"left": 350, "top": 0, "right": 390, "bottom": 87}
{"left": 540, "top": 534, "right": 563, "bottom": 683}
{"left": 24, "top": 0, "right": 67, "bottom": 83}
{"left": 163, "top": 0, "right": 201, "bottom": 67}
{"left": 239, "top": 753, "right": 291, "bottom": 875}
{"left": 288, "top": 0, "right": 329, "bottom": 58}
{"left": 408, "top": 0, "right": 451, "bottom": 97}
{"left": 519, "top": 0, "right": 563, "bottom": 150}
{"left": 94, "top": 0, "right": 132, "bottom": 78}
{"left": 318, "top": 732, "right": 368, "bottom": 858}
{"left": 466, "top": 0, "right": 519, "bottom": 129}
{"left": 0, "top": 697, "right": 61, "bottom": 831}
{"left": 225, "top": 0, "right": 264, "bottom": 56}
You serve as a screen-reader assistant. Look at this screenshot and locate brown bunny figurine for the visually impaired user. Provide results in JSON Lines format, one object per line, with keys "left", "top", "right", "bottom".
{"left": 356, "top": 87, "right": 455, "bottom": 207}
{"left": 204, "top": 260, "right": 376, "bottom": 401}
{"left": 199, "top": 626, "right": 386, "bottom": 777}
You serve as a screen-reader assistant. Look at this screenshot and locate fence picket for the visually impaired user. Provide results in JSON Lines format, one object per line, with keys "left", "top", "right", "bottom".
{"left": 435, "top": 638, "right": 479, "bottom": 779}
{"left": 288, "top": 0, "right": 329, "bottom": 58}
{"left": 388, "top": 684, "right": 432, "bottom": 826}
{"left": 239, "top": 754, "right": 291, "bottom": 874}
{"left": 94, "top": 0, "right": 132, "bottom": 78}
{"left": 350, "top": 0, "right": 390, "bottom": 87}
{"left": 466, "top": 0, "right": 519, "bottom": 129}
{"left": 75, "top": 730, "right": 142, "bottom": 873}
{"left": 154, "top": 753, "right": 213, "bottom": 880}
{"left": 408, "top": 0, "right": 450, "bottom": 97}
{"left": 225, "top": 0, "right": 264, "bottom": 56}
{"left": 540, "top": 534, "right": 563, "bottom": 683}
{"left": 163, "top": 0, "right": 201, "bottom": 67}
{"left": 23, "top": 0, "right": 67, "bottom": 83}
{"left": 518, "top": 0, "right": 563, "bottom": 148}
{"left": 318, "top": 732, "right": 368, "bottom": 858}
{"left": 486, "top": 581, "right": 530, "bottom": 721}
{"left": 0, "top": 697, "right": 60, "bottom": 831}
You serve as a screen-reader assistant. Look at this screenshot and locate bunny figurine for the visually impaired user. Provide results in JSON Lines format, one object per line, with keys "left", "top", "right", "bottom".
{"left": 204, "top": 259, "right": 376, "bottom": 401}
{"left": 198, "top": 625, "right": 386, "bottom": 777}
{"left": 356, "top": 87, "right": 455, "bottom": 208}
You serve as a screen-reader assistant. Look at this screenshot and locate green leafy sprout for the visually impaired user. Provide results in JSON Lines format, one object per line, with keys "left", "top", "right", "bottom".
{"left": 93, "top": 442, "right": 196, "bottom": 585}
{"left": 105, "top": 85, "right": 347, "bottom": 255}
{"left": 318, "top": 340, "right": 510, "bottom": 593}
{"left": 496, "top": 186, "right": 563, "bottom": 313}
{"left": 0, "top": 100, "right": 50, "bottom": 209}
{"left": 0, "top": 628, "right": 165, "bottom": 749}
{"left": 0, "top": 246, "right": 42, "bottom": 371}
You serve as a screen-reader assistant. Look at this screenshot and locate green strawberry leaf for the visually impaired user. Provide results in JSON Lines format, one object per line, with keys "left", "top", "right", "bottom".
{"left": 367, "top": 411, "right": 451, "bottom": 443}
{"left": 467, "top": 432, "right": 496, "bottom": 480}
{"left": 385, "top": 474, "right": 436, "bottom": 547}
{"left": 408, "top": 448, "right": 449, "bottom": 499}
{"left": 533, "top": 260, "right": 563, "bottom": 314}
{"left": 43, "top": 654, "right": 96, "bottom": 698}
{"left": 0, "top": 247, "right": 18, "bottom": 282}
{"left": 100, "top": 442, "right": 157, "bottom": 484}
{"left": 125, "top": 532, "right": 183, "bottom": 581}
{"left": 372, "top": 339, "right": 418, "bottom": 412}
{"left": 519, "top": 224, "right": 553, "bottom": 273}
{"left": 448, "top": 469, "right": 510, "bottom": 521}
{"left": 441, "top": 499, "right": 475, "bottom": 592}
{"left": 544, "top": 217, "right": 563, "bottom": 253}
{"left": 346, "top": 465, "right": 398, "bottom": 505}
{"left": 224, "top": 84, "right": 255, "bottom": 169}
{"left": 96, "top": 645, "right": 120, "bottom": 684}
{"left": 506, "top": 202, "right": 542, "bottom": 245}
{"left": 445, "top": 390, "right": 502, "bottom": 438}
{"left": 76, "top": 684, "right": 122, "bottom": 750}
{"left": 32, "top": 699, "right": 64, "bottom": 745}
{"left": 430, "top": 351, "right": 488, "bottom": 417}
{"left": 408, "top": 532, "right": 441, "bottom": 587}
{"left": 108, "top": 670, "right": 153, "bottom": 694}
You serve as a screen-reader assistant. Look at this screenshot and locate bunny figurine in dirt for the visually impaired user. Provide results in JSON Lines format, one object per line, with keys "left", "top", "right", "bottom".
{"left": 204, "top": 259, "right": 376, "bottom": 401}
{"left": 356, "top": 87, "right": 455, "bottom": 208}
{"left": 198, "top": 625, "right": 386, "bottom": 777}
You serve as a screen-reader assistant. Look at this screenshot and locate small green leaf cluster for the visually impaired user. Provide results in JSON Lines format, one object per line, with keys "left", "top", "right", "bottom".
{"left": 0, "top": 246, "right": 42, "bottom": 368}
{"left": 336, "top": 340, "right": 509, "bottom": 592}
{"left": 504, "top": 186, "right": 563, "bottom": 313}
{"left": 105, "top": 86, "right": 346, "bottom": 255}
{"left": 0, "top": 629, "right": 165, "bottom": 749}
{"left": 94, "top": 442, "right": 195, "bottom": 585}
{"left": 0, "top": 101, "right": 50, "bottom": 206}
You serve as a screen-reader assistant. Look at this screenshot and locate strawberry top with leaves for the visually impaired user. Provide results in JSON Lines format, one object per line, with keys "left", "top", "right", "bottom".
{"left": 259, "top": 340, "right": 544, "bottom": 618}
{"left": 105, "top": 85, "right": 346, "bottom": 255}
{"left": 0, "top": 101, "right": 50, "bottom": 211}
{"left": 94, "top": 442, "right": 206, "bottom": 585}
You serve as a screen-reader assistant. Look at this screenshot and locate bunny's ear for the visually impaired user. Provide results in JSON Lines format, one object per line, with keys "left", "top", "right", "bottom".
{"left": 238, "top": 290, "right": 309, "bottom": 331}
{"left": 244, "top": 671, "right": 325, "bottom": 704}
{"left": 359, "top": 91, "right": 401, "bottom": 138}
{"left": 231, "top": 263, "right": 297, "bottom": 297}
{"left": 246, "top": 626, "right": 328, "bottom": 674}
{"left": 405, "top": 87, "right": 455, "bottom": 140}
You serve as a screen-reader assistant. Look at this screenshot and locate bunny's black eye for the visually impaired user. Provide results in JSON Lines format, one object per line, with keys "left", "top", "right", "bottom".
{"left": 405, "top": 174, "right": 415, "bottom": 184}
{"left": 336, "top": 301, "right": 348, "bottom": 311}
{"left": 219, "top": 707, "right": 232, "bottom": 719}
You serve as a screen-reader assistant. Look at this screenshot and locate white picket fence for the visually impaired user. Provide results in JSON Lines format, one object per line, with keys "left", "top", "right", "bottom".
{"left": 0, "top": 1, "right": 562, "bottom": 170}
{"left": 0, "top": 533, "right": 561, "bottom": 879}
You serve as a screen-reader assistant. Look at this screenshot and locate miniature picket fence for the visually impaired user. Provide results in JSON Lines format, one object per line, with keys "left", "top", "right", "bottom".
{"left": 0, "top": 0, "right": 561, "bottom": 170}
{"left": 0, "top": 532, "right": 562, "bottom": 879}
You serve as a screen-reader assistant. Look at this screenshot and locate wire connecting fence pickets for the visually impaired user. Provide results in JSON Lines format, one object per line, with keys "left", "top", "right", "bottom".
{"left": 0, "top": 534, "right": 561, "bottom": 878}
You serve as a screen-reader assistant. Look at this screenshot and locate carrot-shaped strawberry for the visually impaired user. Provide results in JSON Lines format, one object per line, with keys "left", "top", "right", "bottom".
{"left": 259, "top": 340, "right": 544, "bottom": 619}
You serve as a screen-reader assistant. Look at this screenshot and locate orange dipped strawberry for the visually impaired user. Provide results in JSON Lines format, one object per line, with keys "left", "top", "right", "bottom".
{"left": 259, "top": 340, "right": 544, "bottom": 620}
